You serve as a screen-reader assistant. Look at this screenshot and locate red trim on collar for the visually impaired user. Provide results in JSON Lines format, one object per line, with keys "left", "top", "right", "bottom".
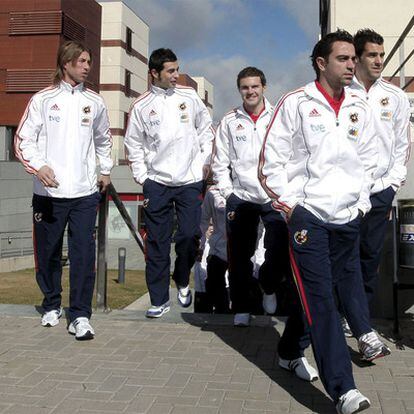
{"left": 315, "top": 81, "right": 344, "bottom": 117}
{"left": 244, "top": 104, "right": 265, "bottom": 124}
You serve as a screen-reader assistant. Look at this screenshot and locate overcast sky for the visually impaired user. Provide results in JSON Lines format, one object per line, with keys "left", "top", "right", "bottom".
{"left": 101, "top": 0, "right": 320, "bottom": 120}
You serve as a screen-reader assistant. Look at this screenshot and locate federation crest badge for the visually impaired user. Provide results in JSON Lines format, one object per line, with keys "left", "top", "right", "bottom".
{"left": 83, "top": 106, "right": 91, "bottom": 114}
{"left": 380, "top": 97, "right": 389, "bottom": 106}
{"left": 179, "top": 102, "right": 186, "bottom": 111}
{"left": 294, "top": 229, "right": 308, "bottom": 245}
{"left": 349, "top": 112, "right": 358, "bottom": 123}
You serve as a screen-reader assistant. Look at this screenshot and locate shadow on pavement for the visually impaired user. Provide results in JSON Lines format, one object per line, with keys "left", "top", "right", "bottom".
{"left": 181, "top": 313, "right": 336, "bottom": 414}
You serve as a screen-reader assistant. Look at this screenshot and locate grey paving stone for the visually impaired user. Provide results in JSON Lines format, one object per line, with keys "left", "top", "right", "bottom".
{"left": 379, "top": 398, "right": 407, "bottom": 414}
{"left": 217, "top": 398, "right": 244, "bottom": 413}
{"left": 198, "top": 389, "right": 225, "bottom": 407}
{"left": 25, "top": 379, "right": 60, "bottom": 396}
{"left": 0, "top": 311, "right": 412, "bottom": 414}
{"left": 3, "top": 405, "right": 52, "bottom": 414}
{"left": 124, "top": 395, "right": 155, "bottom": 413}
{"left": 154, "top": 395, "right": 199, "bottom": 406}
{"left": 0, "top": 404, "right": 10, "bottom": 414}
{"left": 111, "top": 384, "right": 141, "bottom": 402}
{"left": 180, "top": 380, "right": 207, "bottom": 397}
{"left": 98, "top": 374, "right": 127, "bottom": 392}
{"left": 146, "top": 402, "right": 174, "bottom": 414}
{"left": 172, "top": 406, "right": 218, "bottom": 414}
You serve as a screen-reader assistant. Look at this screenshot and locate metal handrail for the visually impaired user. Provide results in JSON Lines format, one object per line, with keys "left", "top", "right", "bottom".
{"left": 383, "top": 15, "right": 414, "bottom": 70}
{"left": 95, "top": 183, "right": 145, "bottom": 311}
{"left": 389, "top": 47, "right": 414, "bottom": 81}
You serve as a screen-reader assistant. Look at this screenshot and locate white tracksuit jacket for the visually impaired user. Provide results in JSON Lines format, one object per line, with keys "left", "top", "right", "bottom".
{"left": 259, "top": 81, "right": 378, "bottom": 225}
{"left": 14, "top": 81, "right": 113, "bottom": 198}
{"left": 213, "top": 99, "right": 273, "bottom": 204}
{"left": 124, "top": 84, "right": 214, "bottom": 186}
{"left": 200, "top": 186, "right": 227, "bottom": 262}
{"left": 348, "top": 77, "right": 411, "bottom": 194}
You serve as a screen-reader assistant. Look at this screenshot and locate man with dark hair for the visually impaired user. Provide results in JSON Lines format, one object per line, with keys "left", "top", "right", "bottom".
{"left": 338, "top": 28, "right": 410, "bottom": 357}
{"left": 15, "top": 40, "right": 113, "bottom": 340}
{"left": 259, "top": 30, "right": 374, "bottom": 413}
{"left": 214, "top": 67, "right": 317, "bottom": 381}
{"left": 213, "top": 66, "right": 305, "bottom": 334}
{"left": 125, "top": 48, "right": 214, "bottom": 318}
{"left": 148, "top": 48, "right": 178, "bottom": 74}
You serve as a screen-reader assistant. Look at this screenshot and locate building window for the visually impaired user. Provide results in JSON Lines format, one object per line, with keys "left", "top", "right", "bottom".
{"left": 125, "top": 70, "right": 131, "bottom": 97}
{"left": 126, "top": 27, "right": 133, "bottom": 54}
{"left": 204, "top": 90, "right": 209, "bottom": 104}
{"left": 124, "top": 111, "right": 129, "bottom": 134}
{"left": 5, "top": 126, "right": 17, "bottom": 161}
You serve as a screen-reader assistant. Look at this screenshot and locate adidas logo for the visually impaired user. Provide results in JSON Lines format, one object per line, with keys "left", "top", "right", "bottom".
{"left": 309, "top": 108, "right": 320, "bottom": 117}
{"left": 149, "top": 109, "right": 157, "bottom": 116}
{"left": 236, "top": 124, "right": 244, "bottom": 131}
{"left": 50, "top": 104, "right": 60, "bottom": 111}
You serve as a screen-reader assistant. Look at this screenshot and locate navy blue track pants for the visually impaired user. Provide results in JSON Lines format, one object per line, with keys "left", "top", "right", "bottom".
{"left": 33, "top": 192, "right": 100, "bottom": 322}
{"left": 339, "top": 186, "right": 395, "bottom": 337}
{"left": 143, "top": 179, "right": 203, "bottom": 306}
{"left": 226, "top": 193, "right": 290, "bottom": 313}
{"left": 288, "top": 205, "right": 360, "bottom": 402}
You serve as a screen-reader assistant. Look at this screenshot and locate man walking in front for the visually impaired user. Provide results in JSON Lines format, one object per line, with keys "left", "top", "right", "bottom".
{"left": 213, "top": 67, "right": 288, "bottom": 326}
{"left": 259, "top": 30, "right": 375, "bottom": 413}
{"left": 213, "top": 67, "right": 317, "bottom": 383}
{"left": 125, "top": 48, "right": 214, "bottom": 318}
{"left": 15, "top": 41, "right": 113, "bottom": 340}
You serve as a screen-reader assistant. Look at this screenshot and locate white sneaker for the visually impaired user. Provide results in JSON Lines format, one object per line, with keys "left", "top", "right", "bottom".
{"left": 340, "top": 316, "right": 353, "bottom": 338}
{"left": 234, "top": 313, "right": 250, "bottom": 327}
{"left": 262, "top": 293, "right": 277, "bottom": 314}
{"left": 41, "top": 308, "right": 62, "bottom": 327}
{"left": 68, "top": 317, "right": 95, "bottom": 340}
{"left": 336, "top": 389, "right": 370, "bottom": 414}
{"left": 279, "top": 357, "right": 319, "bottom": 382}
{"left": 358, "top": 331, "right": 391, "bottom": 362}
{"left": 177, "top": 285, "right": 192, "bottom": 308}
{"left": 145, "top": 303, "right": 170, "bottom": 318}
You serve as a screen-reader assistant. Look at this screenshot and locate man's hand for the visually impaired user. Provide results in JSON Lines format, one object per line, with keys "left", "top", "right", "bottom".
{"left": 203, "top": 164, "right": 211, "bottom": 180}
{"left": 36, "top": 165, "right": 59, "bottom": 188}
{"left": 286, "top": 204, "right": 297, "bottom": 221}
{"left": 98, "top": 174, "right": 111, "bottom": 193}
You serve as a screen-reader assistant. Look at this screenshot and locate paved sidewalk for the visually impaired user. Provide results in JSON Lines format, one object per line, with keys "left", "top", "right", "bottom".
{"left": 0, "top": 302, "right": 413, "bottom": 414}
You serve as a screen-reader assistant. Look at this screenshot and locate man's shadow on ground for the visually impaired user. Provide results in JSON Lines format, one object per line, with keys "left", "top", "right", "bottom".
{"left": 181, "top": 313, "right": 337, "bottom": 414}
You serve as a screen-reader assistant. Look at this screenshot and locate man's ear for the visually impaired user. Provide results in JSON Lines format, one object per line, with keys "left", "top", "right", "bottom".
{"left": 316, "top": 56, "right": 327, "bottom": 73}
{"left": 150, "top": 68, "right": 159, "bottom": 80}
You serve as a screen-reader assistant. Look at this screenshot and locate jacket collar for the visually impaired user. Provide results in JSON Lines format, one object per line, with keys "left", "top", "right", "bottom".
{"left": 304, "top": 81, "right": 360, "bottom": 109}
{"left": 151, "top": 84, "right": 176, "bottom": 96}
{"left": 349, "top": 75, "right": 383, "bottom": 93}
{"left": 236, "top": 97, "right": 273, "bottom": 120}
{"left": 60, "top": 80, "right": 84, "bottom": 93}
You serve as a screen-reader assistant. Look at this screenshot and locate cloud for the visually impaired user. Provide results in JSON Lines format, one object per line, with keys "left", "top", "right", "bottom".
{"left": 274, "top": 0, "right": 319, "bottom": 40}
{"left": 186, "top": 51, "right": 314, "bottom": 121}
{"left": 98, "top": 0, "right": 318, "bottom": 120}
{"left": 113, "top": 0, "right": 249, "bottom": 52}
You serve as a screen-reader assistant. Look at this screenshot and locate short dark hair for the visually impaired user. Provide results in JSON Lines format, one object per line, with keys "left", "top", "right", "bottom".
{"left": 354, "top": 29, "right": 384, "bottom": 58}
{"left": 149, "top": 48, "right": 177, "bottom": 74}
{"left": 237, "top": 67, "right": 266, "bottom": 89}
{"left": 311, "top": 29, "right": 354, "bottom": 79}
